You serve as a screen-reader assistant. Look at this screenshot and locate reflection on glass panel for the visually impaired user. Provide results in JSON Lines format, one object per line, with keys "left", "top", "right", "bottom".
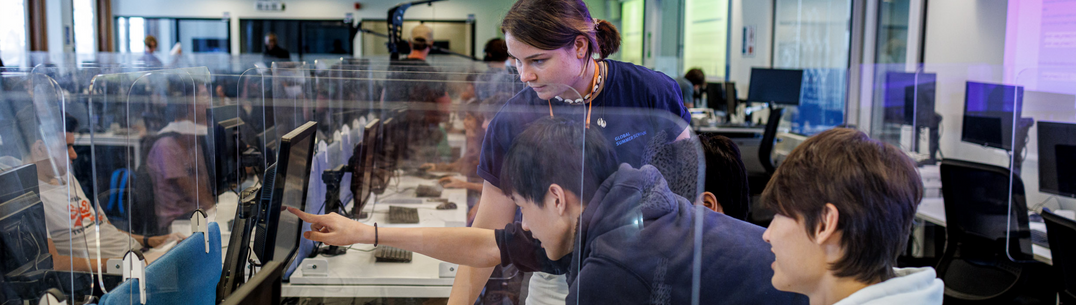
{"left": 0, "top": 0, "right": 28, "bottom": 66}
{"left": 773, "top": 0, "right": 851, "bottom": 135}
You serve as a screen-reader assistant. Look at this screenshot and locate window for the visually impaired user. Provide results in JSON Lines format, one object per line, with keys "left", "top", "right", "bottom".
{"left": 0, "top": 0, "right": 27, "bottom": 66}
{"left": 73, "top": 0, "right": 96, "bottom": 54}
{"left": 115, "top": 17, "right": 230, "bottom": 54}
{"left": 242, "top": 19, "right": 357, "bottom": 61}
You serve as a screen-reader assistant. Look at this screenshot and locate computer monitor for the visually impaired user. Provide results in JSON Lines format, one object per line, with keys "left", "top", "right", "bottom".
{"left": 371, "top": 117, "right": 394, "bottom": 195}
{"left": 723, "top": 82, "right": 738, "bottom": 121}
{"left": 883, "top": 72, "right": 937, "bottom": 126}
{"left": 704, "top": 82, "right": 722, "bottom": 110}
{"left": 219, "top": 260, "right": 282, "bottom": 305}
{"left": 747, "top": 68, "right": 804, "bottom": 105}
{"left": 961, "top": 81, "right": 1024, "bottom": 150}
{"left": 208, "top": 105, "right": 246, "bottom": 195}
{"left": 1037, "top": 121, "right": 1076, "bottom": 199}
{"left": 349, "top": 119, "right": 381, "bottom": 217}
{"left": 253, "top": 121, "right": 317, "bottom": 264}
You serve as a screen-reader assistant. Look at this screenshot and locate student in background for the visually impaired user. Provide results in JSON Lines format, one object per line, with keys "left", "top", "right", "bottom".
{"left": 761, "top": 128, "right": 942, "bottom": 305}
{"left": 263, "top": 33, "right": 291, "bottom": 60}
{"left": 675, "top": 68, "right": 705, "bottom": 108}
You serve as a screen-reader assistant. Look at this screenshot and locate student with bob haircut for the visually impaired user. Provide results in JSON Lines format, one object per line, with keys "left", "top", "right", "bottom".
{"left": 761, "top": 128, "right": 943, "bottom": 305}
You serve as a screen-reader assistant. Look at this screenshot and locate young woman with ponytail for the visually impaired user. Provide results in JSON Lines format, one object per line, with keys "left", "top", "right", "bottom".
{"left": 457, "top": 0, "right": 693, "bottom": 304}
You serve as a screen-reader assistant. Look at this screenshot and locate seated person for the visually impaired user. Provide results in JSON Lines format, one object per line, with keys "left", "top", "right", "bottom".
{"left": 697, "top": 134, "right": 750, "bottom": 219}
{"left": 760, "top": 128, "right": 942, "bottom": 304}
{"left": 8, "top": 111, "right": 184, "bottom": 272}
{"left": 290, "top": 118, "right": 805, "bottom": 304}
{"left": 642, "top": 132, "right": 750, "bottom": 219}
{"left": 147, "top": 89, "right": 215, "bottom": 232}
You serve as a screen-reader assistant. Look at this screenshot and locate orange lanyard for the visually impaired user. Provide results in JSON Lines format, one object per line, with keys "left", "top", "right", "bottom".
{"left": 547, "top": 61, "right": 605, "bottom": 128}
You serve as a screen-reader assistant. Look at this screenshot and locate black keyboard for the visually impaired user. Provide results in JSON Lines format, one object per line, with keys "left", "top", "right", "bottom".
{"left": 1030, "top": 230, "right": 1050, "bottom": 248}
{"left": 374, "top": 246, "right": 413, "bottom": 263}
{"left": 388, "top": 206, "right": 420, "bottom": 224}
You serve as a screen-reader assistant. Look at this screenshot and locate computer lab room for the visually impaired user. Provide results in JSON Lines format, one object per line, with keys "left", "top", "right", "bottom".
{"left": 1, "top": 0, "right": 1075, "bottom": 304}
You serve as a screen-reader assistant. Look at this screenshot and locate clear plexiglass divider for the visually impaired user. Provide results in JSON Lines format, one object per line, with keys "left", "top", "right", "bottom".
{"left": 0, "top": 69, "right": 97, "bottom": 304}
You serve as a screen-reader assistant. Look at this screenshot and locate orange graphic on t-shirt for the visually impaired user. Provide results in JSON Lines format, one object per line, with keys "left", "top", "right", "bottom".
{"left": 69, "top": 199, "right": 97, "bottom": 227}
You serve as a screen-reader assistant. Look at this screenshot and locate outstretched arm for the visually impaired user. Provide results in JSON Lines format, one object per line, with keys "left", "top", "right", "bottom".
{"left": 287, "top": 207, "right": 501, "bottom": 268}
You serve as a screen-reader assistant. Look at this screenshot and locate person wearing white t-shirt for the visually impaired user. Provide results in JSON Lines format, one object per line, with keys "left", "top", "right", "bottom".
{"left": 10, "top": 111, "right": 185, "bottom": 272}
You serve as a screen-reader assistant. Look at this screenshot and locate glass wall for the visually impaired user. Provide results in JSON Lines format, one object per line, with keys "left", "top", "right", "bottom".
{"left": 682, "top": 0, "right": 729, "bottom": 80}
{"left": 241, "top": 19, "right": 354, "bottom": 62}
{"left": 773, "top": 0, "right": 852, "bottom": 135}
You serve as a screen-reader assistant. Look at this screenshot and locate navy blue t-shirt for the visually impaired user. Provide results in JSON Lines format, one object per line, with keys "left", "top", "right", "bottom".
{"left": 478, "top": 60, "right": 690, "bottom": 188}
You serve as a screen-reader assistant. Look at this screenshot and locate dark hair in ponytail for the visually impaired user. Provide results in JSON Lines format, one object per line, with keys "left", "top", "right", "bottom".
{"left": 593, "top": 19, "right": 620, "bottom": 60}
{"left": 501, "top": 0, "right": 621, "bottom": 59}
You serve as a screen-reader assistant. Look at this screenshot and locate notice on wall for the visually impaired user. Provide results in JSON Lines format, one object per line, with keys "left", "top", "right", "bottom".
{"left": 743, "top": 25, "right": 756, "bottom": 57}
{"left": 682, "top": 0, "right": 728, "bottom": 79}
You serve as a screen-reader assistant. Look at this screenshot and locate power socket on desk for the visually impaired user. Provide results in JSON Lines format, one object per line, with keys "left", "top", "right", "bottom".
{"left": 301, "top": 259, "right": 329, "bottom": 277}
{"left": 439, "top": 262, "right": 458, "bottom": 278}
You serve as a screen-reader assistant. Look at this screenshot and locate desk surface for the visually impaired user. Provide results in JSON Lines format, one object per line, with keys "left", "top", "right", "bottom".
{"left": 282, "top": 173, "right": 468, "bottom": 298}
{"left": 916, "top": 198, "right": 1052, "bottom": 265}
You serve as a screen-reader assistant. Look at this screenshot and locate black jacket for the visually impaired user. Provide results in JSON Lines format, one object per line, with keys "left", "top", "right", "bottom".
{"left": 496, "top": 164, "right": 807, "bottom": 304}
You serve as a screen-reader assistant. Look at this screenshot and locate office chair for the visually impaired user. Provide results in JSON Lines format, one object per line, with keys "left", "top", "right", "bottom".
{"left": 937, "top": 159, "right": 1053, "bottom": 303}
{"left": 1042, "top": 209, "right": 1076, "bottom": 304}
{"left": 758, "top": 107, "right": 785, "bottom": 174}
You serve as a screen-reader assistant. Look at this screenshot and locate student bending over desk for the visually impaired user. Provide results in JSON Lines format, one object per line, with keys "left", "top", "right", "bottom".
{"left": 291, "top": 118, "right": 805, "bottom": 305}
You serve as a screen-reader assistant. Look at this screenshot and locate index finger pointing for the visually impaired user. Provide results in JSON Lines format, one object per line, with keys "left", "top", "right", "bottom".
{"left": 287, "top": 206, "right": 318, "bottom": 222}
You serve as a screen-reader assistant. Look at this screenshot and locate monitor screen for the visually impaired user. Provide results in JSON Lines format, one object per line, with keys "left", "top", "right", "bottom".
{"left": 208, "top": 105, "right": 244, "bottom": 195}
{"left": 254, "top": 121, "right": 316, "bottom": 265}
{"left": 747, "top": 68, "right": 804, "bottom": 105}
{"left": 1036, "top": 121, "right": 1076, "bottom": 199}
{"left": 883, "top": 72, "right": 937, "bottom": 126}
{"left": 349, "top": 119, "right": 380, "bottom": 217}
{"left": 0, "top": 164, "right": 52, "bottom": 279}
{"left": 219, "top": 260, "right": 283, "bottom": 305}
{"left": 961, "top": 81, "right": 1024, "bottom": 150}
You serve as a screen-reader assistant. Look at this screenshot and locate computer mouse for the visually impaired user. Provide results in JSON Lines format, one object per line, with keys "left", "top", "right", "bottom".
{"left": 436, "top": 202, "right": 457, "bottom": 210}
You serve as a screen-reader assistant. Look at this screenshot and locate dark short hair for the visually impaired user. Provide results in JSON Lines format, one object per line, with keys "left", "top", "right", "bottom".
{"left": 760, "top": 128, "right": 923, "bottom": 283}
{"left": 500, "top": 117, "right": 620, "bottom": 207}
{"left": 699, "top": 134, "right": 750, "bottom": 220}
{"left": 65, "top": 114, "right": 79, "bottom": 133}
{"left": 684, "top": 68, "right": 705, "bottom": 86}
{"left": 483, "top": 38, "right": 509, "bottom": 62}
{"left": 501, "top": 0, "right": 621, "bottom": 59}
{"left": 411, "top": 37, "right": 429, "bottom": 51}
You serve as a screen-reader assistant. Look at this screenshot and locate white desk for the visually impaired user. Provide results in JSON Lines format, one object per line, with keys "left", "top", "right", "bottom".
{"left": 282, "top": 173, "right": 468, "bottom": 298}
{"left": 915, "top": 198, "right": 1053, "bottom": 265}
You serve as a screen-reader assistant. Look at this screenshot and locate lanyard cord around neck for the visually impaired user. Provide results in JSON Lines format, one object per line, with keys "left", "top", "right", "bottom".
{"left": 547, "top": 60, "right": 607, "bottom": 128}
